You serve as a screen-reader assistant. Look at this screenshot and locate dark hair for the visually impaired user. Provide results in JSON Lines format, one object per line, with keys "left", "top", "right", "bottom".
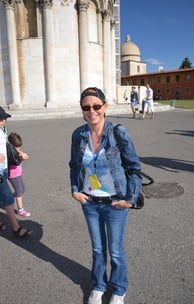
{"left": 8, "top": 132, "right": 23, "bottom": 148}
{"left": 80, "top": 87, "right": 106, "bottom": 105}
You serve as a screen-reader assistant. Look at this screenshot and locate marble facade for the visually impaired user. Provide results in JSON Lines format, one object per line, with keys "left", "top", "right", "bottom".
{"left": 0, "top": 0, "right": 118, "bottom": 109}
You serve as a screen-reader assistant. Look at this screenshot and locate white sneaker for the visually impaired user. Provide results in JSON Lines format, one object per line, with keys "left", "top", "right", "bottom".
{"left": 88, "top": 290, "right": 104, "bottom": 304}
{"left": 109, "top": 293, "right": 126, "bottom": 304}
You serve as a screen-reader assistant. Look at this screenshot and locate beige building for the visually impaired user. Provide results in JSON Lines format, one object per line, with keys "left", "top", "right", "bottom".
{"left": 121, "top": 35, "right": 146, "bottom": 79}
{"left": 0, "top": 0, "right": 119, "bottom": 109}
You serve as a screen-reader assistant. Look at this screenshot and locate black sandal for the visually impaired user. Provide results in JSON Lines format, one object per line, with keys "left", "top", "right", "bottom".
{"left": 0, "top": 222, "right": 7, "bottom": 231}
{"left": 13, "top": 226, "right": 33, "bottom": 238}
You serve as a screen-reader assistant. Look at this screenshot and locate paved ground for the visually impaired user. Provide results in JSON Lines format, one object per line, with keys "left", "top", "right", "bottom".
{"left": 0, "top": 108, "right": 193, "bottom": 304}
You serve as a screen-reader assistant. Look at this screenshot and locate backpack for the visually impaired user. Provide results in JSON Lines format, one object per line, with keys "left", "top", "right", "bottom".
{"left": 113, "top": 124, "right": 154, "bottom": 209}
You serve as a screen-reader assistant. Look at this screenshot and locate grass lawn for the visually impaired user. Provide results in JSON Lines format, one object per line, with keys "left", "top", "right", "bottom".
{"left": 157, "top": 100, "right": 194, "bottom": 109}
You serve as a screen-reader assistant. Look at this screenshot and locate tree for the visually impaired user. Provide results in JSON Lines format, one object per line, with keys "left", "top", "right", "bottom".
{"left": 179, "top": 57, "right": 192, "bottom": 69}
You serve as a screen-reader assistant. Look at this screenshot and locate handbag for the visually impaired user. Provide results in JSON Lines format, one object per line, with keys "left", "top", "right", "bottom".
{"left": 113, "top": 124, "right": 154, "bottom": 209}
{"left": 6, "top": 142, "right": 21, "bottom": 166}
{"left": 125, "top": 170, "right": 154, "bottom": 209}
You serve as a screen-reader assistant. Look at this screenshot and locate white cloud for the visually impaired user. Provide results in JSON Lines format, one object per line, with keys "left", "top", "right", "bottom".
{"left": 145, "top": 58, "right": 165, "bottom": 65}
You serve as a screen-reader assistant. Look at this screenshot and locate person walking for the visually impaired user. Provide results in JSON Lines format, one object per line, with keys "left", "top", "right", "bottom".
{"left": 130, "top": 86, "right": 138, "bottom": 118}
{"left": 8, "top": 132, "right": 30, "bottom": 217}
{"left": 142, "top": 83, "right": 154, "bottom": 119}
{"left": 69, "top": 87, "right": 142, "bottom": 304}
{"left": 0, "top": 107, "right": 33, "bottom": 237}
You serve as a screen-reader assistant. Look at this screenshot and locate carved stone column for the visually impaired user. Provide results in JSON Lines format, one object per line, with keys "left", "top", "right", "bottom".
{"left": 103, "top": 10, "right": 111, "bottom": 102}
{"left": 40, "top": 0, "right": 56, "bottom": 107}
{"left": 2, "top": 0, "right": 21, "bottom": 108}
{"left": 111, "top": 19, "right": 116, "bottom": 103}
{"left": 77, "top": 0, "right": 89, "bottom": 92}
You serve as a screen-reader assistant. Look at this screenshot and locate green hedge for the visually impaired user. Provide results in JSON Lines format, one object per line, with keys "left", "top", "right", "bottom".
{"left": 157, "top": 100, "right": 194, "bottom": 109}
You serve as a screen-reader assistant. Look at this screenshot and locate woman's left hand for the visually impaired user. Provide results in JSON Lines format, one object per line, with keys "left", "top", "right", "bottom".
{"left": 111, "top": 200, "right": 133, "bottom": 209}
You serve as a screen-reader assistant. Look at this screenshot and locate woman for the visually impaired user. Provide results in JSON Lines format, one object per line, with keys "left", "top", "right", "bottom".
{"left": 0, "top": 107, "right": 33, "bottom": 237}
{"left": 142, "top": 84, "right": 154, "bottom": 119}
{"left": 69, "top": 87, "right": 142, "bottom": 304}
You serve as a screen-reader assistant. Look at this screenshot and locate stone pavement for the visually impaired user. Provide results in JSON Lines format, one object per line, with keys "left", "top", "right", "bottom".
{"left": 0, "top": 108, "right": 193, "bottom": 304}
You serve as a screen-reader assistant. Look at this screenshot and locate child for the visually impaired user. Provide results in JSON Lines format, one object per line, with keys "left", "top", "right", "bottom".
{"left": 8, "top": 132, "right": 30, "bottom": 217}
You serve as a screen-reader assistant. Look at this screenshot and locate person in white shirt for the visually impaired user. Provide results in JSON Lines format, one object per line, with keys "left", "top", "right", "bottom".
{"left": 142, "top": 84, "right": 154, "bottom": 119}
{"left": 0, "top": 107, "right": 33, "bottom": 237}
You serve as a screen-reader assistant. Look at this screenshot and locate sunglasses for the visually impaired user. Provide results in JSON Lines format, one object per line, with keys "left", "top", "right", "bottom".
{"left": 81, "top": 104, "right": 104, "bottom": 112}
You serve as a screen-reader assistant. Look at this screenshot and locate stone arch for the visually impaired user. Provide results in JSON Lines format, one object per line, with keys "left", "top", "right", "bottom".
{"left": 15, "top": 0, "right": 42, "bottom": 39}
{"left": 23, "top": 0, "right": 37, "bottom": 37}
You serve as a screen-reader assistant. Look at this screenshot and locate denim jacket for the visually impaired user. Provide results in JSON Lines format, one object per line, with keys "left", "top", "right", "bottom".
{"left": 69, "top": 120, "right": 142, "bottom": 205}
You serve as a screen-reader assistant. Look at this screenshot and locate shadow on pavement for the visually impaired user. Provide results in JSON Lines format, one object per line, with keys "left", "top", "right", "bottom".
{"left": 0, "top": 211, "right": 91, "bottom": 304}
{"left": 140, "top": 156, "right": 194, "bottom": 173}
{"left": 165, "top": 129, "right": 194, "bottom": 137}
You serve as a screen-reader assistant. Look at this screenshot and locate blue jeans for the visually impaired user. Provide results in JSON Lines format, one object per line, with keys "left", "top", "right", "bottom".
{"left": 0, "top": 169, "right": 14, "bottom": 207}
{"left": 82, "top": 200, "right": 129, "bottom": 296}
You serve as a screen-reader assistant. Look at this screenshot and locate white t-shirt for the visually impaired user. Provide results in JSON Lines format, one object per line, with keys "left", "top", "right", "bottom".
{"left": 146, "top": 88, "right": 153, "bottom": 100}
{"left": 82, "top": 144, "right": 116, "bottom": 197}
{"left": 0, "top": 127, "right": 8, "bottom": 173}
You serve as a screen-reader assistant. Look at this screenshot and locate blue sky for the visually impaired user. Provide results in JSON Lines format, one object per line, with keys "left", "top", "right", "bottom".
{"left": 120, "top": 0, "right": 194, "bottom": 73}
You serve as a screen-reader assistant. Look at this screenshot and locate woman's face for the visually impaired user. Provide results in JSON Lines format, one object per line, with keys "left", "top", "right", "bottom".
{"left": 81, "top": 96, "right": 108, "bottom": 125}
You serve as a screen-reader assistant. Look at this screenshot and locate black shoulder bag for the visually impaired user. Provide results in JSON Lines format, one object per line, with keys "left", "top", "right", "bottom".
{"left": 6, "top": 142, "right": 21, "bottom": 166}
{"left": 113, "top": 124, "right": 154, "bottom": 209}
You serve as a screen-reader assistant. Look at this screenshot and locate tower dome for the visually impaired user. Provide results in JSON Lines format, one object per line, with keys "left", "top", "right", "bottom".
{"left": 121, "top": 35, "right": 141, "bottom": 62}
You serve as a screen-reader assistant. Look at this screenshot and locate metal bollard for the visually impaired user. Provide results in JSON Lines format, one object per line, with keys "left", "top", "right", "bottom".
{"left": 170, "top": 100, "right": 176, "bottom": 107}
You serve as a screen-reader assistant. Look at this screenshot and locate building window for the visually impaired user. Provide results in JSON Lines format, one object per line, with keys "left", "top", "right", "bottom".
{"left": 185, "top": 75, "right": 190, "bottom": 81}
{"left": 133, "top": 80, "right": 137, "bottom": 85}
{"left": 137, "top": 66, "right": 140, "bottom": 73}
{"left": 176, "top": 75, "right": 180, "bottom": 82}
{"left": 157, "top": 77, "right": 161, "bottom": 83}
{"left": 166, "top": 88, "right": 170, "bottom": 94}
{"left": 140, "top": 78, "right": 144, "bottom": 85}
{"left": 166, "top": 76, "right": 170, "bottom": 83}
{"left": 154, "top": 89, "right": 161, "bottom": 100}
{"left": 185, "top": 87, "right": 190, "bottom": 93}
{"left": 148, "top": 78, "right": 152, "bottom": 84}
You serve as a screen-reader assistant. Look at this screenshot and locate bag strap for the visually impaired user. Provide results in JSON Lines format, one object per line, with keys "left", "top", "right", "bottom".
{"left": 124, "top": 169, "right": 154, "bottom": 186}
{"left": 113, "top": 124, "right": 154, "bottom": 186}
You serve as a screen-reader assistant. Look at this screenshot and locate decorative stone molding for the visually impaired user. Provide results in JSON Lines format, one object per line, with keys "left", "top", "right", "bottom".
{"left": 111, "top": 18, "right": 115, "bottom": 29}
{"left": 2, "top": 0, "right": 15, "bottom": 9}
{"left": 39, "top": 0, "right": 53, "bottom": 9}
{"left": 103, "top": 9, "right": 110, "bottom": 21}
{"left": 61, "top": 0, "right": 75, "bottom": 5}
{"left": 77, "top": 0, "right": 89, "bottom": 12}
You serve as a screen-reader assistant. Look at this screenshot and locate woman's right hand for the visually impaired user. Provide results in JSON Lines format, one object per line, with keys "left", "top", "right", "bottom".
{"left": 72, "top": 192, "right": 89, "bottom": 204}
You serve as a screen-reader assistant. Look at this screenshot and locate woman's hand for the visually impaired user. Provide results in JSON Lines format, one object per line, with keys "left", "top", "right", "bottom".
{"left": 111, "top": 200, "right": 133, "bottom": 209}
{"left": 72, "top": 192, "right": 89, "bottom": 204}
